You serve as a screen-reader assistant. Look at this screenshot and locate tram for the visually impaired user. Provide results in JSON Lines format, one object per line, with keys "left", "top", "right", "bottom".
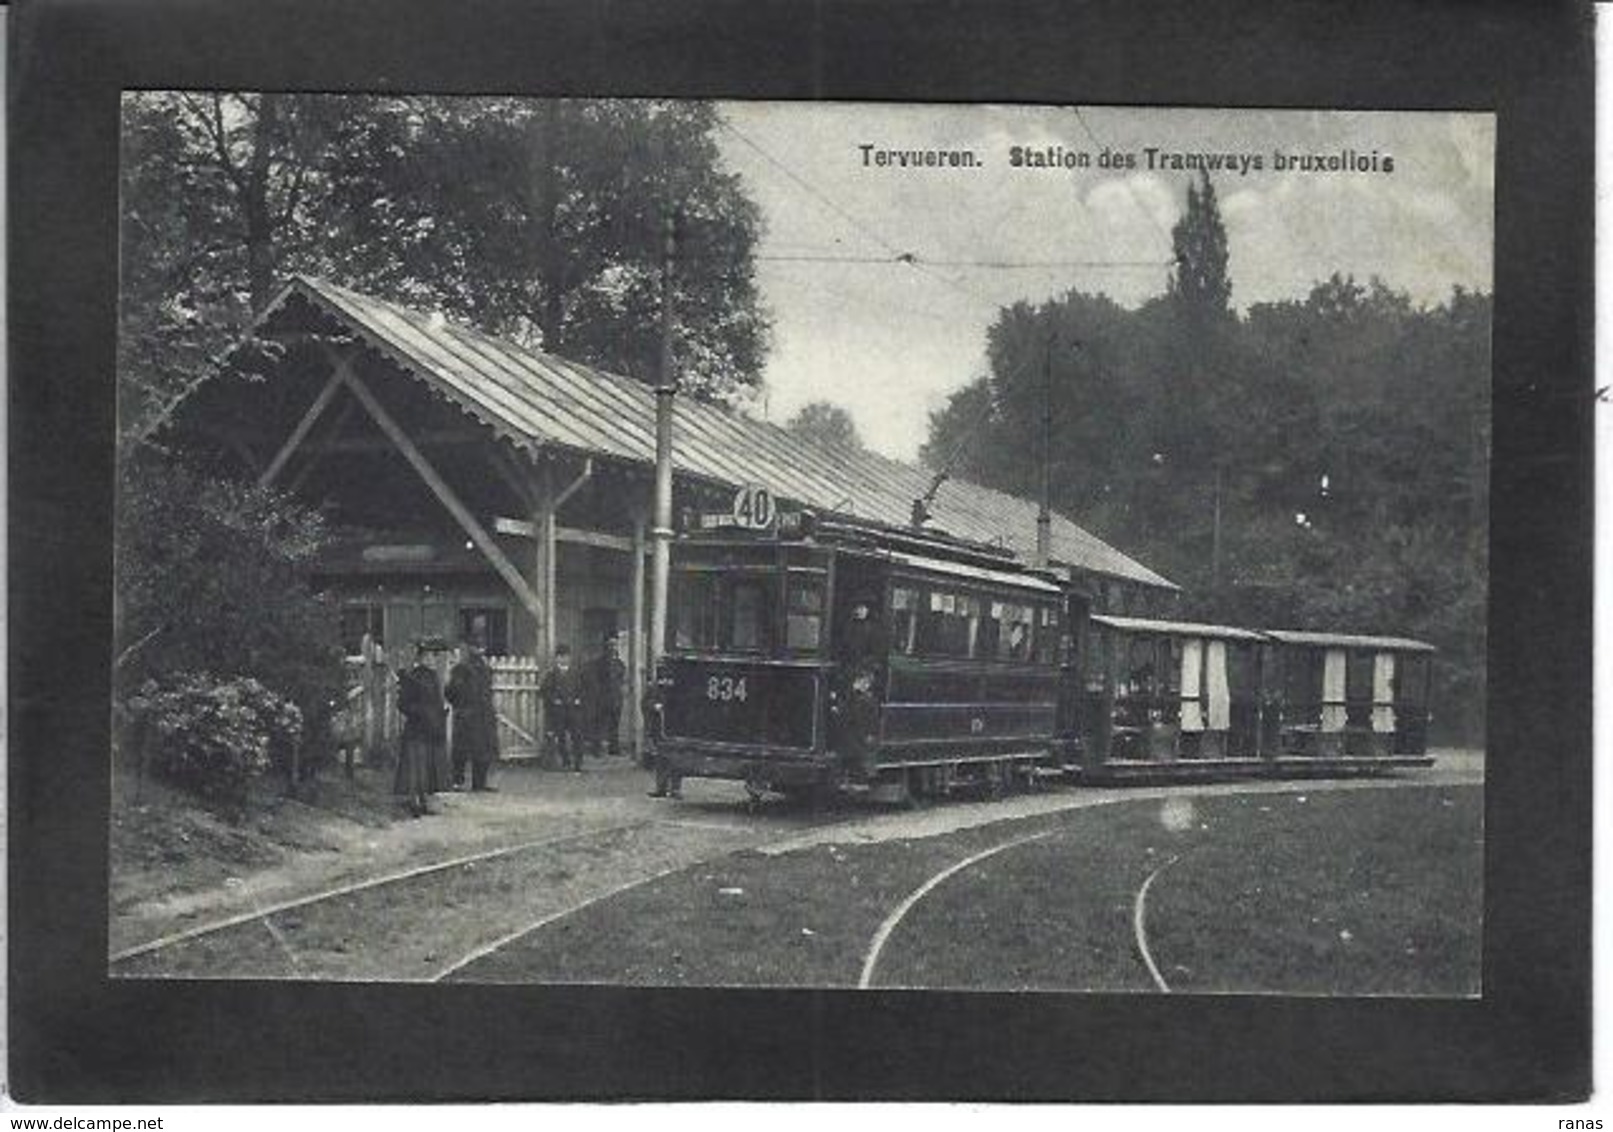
{"left": 648, "top": 490, "right": 1438, "bottom": 802}
{"left": 652, "top": 504, "right": 1072, "bottom": 803}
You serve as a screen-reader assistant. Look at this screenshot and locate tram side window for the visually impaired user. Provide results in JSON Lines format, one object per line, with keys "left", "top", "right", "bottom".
{"left": 1121, "top": 637, "right": 1161, "bottom": 698}
{"left": 996, "top": 602, "right": 1035, "bottom": 662}
{"left": 784, "top": 575, "right": 826, "bottom": 651}
{"left": 1033, "top": 605, "right": 1059, "bottom": 664}
{"left": 1396, "top": 654, "right": 1430, "bottom": 708}
{"left": 890, "top": 585, "right": 920, "bottom": 655}
{"left": 918, "top": 590, "right": 973, "bottom": 657}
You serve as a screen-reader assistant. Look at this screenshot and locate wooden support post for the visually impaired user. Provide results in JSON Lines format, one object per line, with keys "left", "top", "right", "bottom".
{"left": 630, "top": 507, "right": 648, "bottom": 757}
{"left": 335, "top": 358, "right": 547, "bottom": 628}
{"left": 531, "top": 462, "right": 557, "bottom": 662}
{"left": 259, "top": 363, "right": 347, "bottom": 488}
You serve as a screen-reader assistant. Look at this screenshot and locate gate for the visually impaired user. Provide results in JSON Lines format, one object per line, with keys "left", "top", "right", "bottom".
{"left": 337, "top": 639, "right": 546, "bottom": 765}
{"left": 489, "top": 655, "right": 544, "bottom": 761}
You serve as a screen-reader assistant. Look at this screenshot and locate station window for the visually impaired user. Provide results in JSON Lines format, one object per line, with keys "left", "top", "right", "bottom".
{"left": 458, "top": 606, "right": 509, "bottom": 655}
{"left": 340, "top": 604, "right": 385, "bottom": 658}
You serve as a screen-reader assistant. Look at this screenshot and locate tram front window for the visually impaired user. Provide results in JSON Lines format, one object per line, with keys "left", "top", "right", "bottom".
{"left": 671, "top": 569, "right": 777, "bottom": 653}
{"left": 785, "top": 575, "right": 826, "bottom": 651}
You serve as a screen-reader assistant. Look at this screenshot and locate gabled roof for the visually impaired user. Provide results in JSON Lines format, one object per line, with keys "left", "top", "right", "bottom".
{"left": 257, "top": 276, "right": 1176, "bottom": 591}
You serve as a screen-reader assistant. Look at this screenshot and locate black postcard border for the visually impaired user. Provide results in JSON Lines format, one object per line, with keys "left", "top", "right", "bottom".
{"left": 8, "top": 0, "right": 1594, "bottom": 1104}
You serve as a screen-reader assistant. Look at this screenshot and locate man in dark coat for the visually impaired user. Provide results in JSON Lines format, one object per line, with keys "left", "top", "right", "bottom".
{"left": 446, "top": 639, "right": 501, "bottom": 791}
{"left": 582, "top": 631, "right": 627, "bottom": 758}
{"left": 395, "top": 637, "right": 452, "bottom": 816}
{"left": 540, "top": 643, "right": 586, "bottom": 772}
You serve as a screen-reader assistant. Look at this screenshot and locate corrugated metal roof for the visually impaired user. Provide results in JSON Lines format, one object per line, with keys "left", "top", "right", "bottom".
{"left": 1263, "top": 629, "right": 1437, "bottom": 654}
{"left": 1090, "top": 614, "right": 1268, "bottom": 643}
{"left": 262, "top": 276, "right": 1175, "bottom": 591}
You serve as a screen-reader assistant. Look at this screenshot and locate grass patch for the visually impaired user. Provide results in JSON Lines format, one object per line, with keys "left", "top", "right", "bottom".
{"left": 1144, "top": 786, "right": 1482, "bottom": 996}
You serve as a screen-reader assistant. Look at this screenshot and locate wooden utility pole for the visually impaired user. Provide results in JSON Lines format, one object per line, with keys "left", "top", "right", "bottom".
{"left": 649, "top": 211, "right": 678, "bottom": 668}
{"left": 1035, "top": 332, "right": 1055, "bottom": 569}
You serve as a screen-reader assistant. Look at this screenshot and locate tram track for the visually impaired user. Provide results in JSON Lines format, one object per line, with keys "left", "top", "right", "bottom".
{"left": 113, "top": 768, "right": 1480, "bottom": 984}
{"left": 111, "top": 806, "right": 882, "bottom": 980}
{"left": 110, "top": 819, "right": 652, "bottom": 965}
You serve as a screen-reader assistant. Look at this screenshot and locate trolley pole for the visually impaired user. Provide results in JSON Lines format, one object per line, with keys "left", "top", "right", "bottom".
{"left": 650, "top": 210, "right": 678, "bottom": 668}
{"left": 1034, "top": 332, "right": 1054, "bottom": 569}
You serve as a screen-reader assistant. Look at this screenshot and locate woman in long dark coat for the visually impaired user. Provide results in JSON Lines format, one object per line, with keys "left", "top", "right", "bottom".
{"left": 395, "top": 639, "right": 452, "bottom": 816}
{"left": 446, "top": 642, "right": 501, "bottom": 791}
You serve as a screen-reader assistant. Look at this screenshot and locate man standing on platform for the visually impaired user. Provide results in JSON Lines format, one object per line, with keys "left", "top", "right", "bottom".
{"left": 446, "top": 635, "right": 501, "bottom": 791}
{"left": 540, "top": 643, "right": 586, "bottom": 772}
{"left": 583, "top": 631, "right": 627, "bottom": 759}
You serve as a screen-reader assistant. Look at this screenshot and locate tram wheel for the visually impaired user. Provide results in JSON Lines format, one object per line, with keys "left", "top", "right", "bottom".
{"left": 983, "top": 761, "right": 1007, "bottom": 800}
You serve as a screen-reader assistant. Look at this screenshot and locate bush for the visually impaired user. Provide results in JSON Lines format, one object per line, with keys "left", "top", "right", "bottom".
{"left": 115, "top": 458, "right": 346, "bottom": 781}
{"left": 127, "top": 673, "right": 303, "bottom": 807}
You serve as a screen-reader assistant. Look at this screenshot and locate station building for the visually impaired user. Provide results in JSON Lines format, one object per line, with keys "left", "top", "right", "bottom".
{"left": 165, "top": 276, "right": 1177, "bottom": 752}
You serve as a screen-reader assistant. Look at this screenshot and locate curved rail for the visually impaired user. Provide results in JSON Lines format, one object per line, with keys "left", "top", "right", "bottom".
{"left": 1132, "top": 853, "right": 1186, "bottom": 993}
{"left": 110, "top": 821, "right": 651, "bottom": 965}
{"left": 858, "top": 829, "right": 1055, "bottom": 989}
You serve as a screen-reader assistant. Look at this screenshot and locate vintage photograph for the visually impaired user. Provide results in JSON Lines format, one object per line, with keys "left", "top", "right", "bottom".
{"left": 109, "top": 96, "right": 1492, "bottom": 995}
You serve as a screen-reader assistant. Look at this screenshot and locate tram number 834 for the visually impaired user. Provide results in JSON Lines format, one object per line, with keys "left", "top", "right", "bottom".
{"left": 707, "top": 675, "right": 749, "bottom": 702}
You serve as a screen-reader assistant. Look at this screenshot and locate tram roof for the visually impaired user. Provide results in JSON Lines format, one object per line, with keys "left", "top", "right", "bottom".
{"left": 883, "top": 550, "right": 1065, "bottom": 596}
{"left": 1263, "top": 629, "right": 1437, "bottom": 653}
{"left": 241, "top": 276, "right": 1177, "bottom": 592}
{"left": 1089, "top": 614, "right": 1268, "bottom": 642}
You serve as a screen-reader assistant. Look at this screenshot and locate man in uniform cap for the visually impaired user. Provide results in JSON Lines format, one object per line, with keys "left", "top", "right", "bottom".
{"left": 446, "top": 633, "right": 501, "bottom": 791}
{"left": 540, "top": 643, "right": 586, "bottom": 772}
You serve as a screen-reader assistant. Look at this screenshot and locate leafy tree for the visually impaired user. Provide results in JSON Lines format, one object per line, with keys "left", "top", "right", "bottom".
{"left": 320, "top": 98, "right": 771, "bottom": 398}
{"left": 786, "top": 400, "right": 865, "bottom": 453}
{"left": 119, "top": 93, "right": 773, "bottom": 445}
{"left": 1167, "top": 169, "right": 1232, "bottom": 322}
{"left": 921, "top": 183, "right": 1491, "bottom": 741}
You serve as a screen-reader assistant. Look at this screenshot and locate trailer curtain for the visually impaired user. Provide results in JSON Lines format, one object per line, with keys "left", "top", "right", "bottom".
{"left": 1205, "top": 639, "right": 1231, "bottom": 731}
{"left": 1179, "top": 638, "right": 1205, "bottom": 731}
{"left": 1371, "top": 651, "right": 1397, "bottom": 733}
{"left": 1321, "top": 648, "right": 1348, "bottom": 732}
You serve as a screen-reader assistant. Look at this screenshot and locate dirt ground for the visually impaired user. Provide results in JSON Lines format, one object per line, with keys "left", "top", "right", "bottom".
{"left": 110, "top": 753, "right": 681, "bottom": 957}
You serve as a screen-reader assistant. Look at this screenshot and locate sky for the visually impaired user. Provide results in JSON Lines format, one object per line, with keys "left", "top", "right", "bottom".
{"left": 713, "top": 103, "right": 1495, "bottom": 461}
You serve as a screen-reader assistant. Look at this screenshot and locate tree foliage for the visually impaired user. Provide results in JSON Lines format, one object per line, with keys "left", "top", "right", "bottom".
{"left": 922, "top": 176, "right": 1490, "bottom": 741}
{"left": 119, "top": 93, "right": 772, "bottom": 442}
{"left": 786, "top": 400, "right": 865, "bottom": 453}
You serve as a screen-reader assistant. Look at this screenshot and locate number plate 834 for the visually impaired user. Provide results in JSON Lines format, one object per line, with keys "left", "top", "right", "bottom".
{"left": 706, "top": 675, "right": 748, "bottom": 702}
